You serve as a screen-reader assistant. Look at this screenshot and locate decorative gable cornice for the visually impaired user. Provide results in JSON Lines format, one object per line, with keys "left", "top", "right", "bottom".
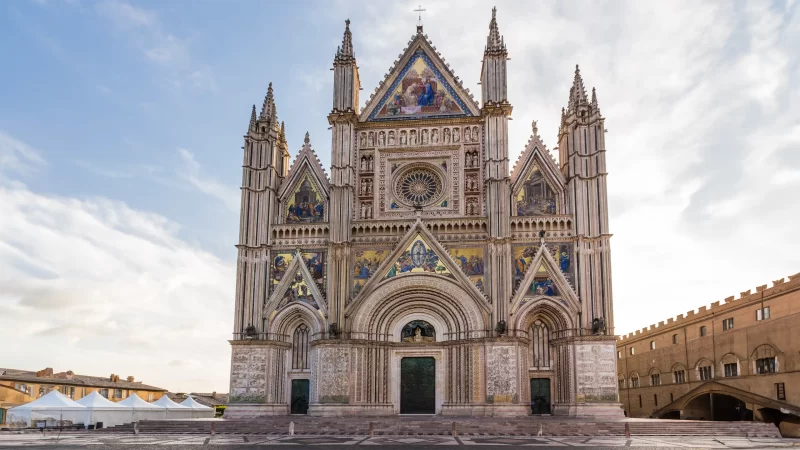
{"left": 264, "top": 249, "right": 328, "bottom": 316}
{"left": 509, "top": 243, "right": 580, "bottom": 316}
{"left": 346, "top": 219, "right": 491, "bottom": 314}
{"left": 510, "top": 120, "right": 566, "bottom": 191}
{"left": 359, "top": 31, "right": 480, "bottom": 122}
{"left": 278, "top": 132, "right": 330, "bottom": 200}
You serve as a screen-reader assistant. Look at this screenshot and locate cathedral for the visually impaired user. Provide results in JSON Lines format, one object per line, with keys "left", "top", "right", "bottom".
{"left": 228, "top": 9, "right": 621, "bottom": 417}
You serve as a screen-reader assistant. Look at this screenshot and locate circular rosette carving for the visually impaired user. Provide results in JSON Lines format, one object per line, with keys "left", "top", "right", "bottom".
{"left": 394, "top": 165, "right": 444, "bottom": 207}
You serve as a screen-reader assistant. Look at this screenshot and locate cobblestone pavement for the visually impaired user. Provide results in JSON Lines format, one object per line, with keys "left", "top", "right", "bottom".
{"left": 1, "top": 433, "right": 799, "bottom": 448}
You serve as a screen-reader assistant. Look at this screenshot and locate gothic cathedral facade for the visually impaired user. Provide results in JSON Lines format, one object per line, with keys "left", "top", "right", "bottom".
{"left": 228, "top": 10, "right": 622, "bottom": 417}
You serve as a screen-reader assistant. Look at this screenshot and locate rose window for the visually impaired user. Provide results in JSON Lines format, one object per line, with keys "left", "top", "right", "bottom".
{"left": 395, "top": 166, "right": 444, "bottom": 206}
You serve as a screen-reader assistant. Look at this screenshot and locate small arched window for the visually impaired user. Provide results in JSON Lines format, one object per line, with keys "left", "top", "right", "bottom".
{"left": 531, "top": 320, "right": 551, "bottom": 368}
{"left": 292, "top": 324, "right": 310, "bottom": 370}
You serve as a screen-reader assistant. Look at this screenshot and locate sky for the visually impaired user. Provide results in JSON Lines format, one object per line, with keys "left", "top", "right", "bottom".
{"left": 0, "top": 0, "right": 798, "bottom": 394}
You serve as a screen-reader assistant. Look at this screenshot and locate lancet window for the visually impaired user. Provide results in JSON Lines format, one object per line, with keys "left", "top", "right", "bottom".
{"left": 292, "top": 324, "right": 310, "bottom": 370}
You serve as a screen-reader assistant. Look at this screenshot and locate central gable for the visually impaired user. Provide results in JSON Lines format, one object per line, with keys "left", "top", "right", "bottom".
{"left": 360, "top": 33, "right": 480, "bottom": 122}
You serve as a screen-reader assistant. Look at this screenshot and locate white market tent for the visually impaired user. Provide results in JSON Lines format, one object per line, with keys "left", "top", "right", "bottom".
{"left": 152, "top": 395, "right": 193, "bottom": 419}
{"left": 117, "top": 393, "right": 166, "bottom": 421}
{"left": 76, "top": 391, "right": 134, "bottom": 427}
{"left": 179, "top": 396, "right": 216, "bottom": 418}
{"left": 6, "top": 390, "right": 87, "bottom": 427}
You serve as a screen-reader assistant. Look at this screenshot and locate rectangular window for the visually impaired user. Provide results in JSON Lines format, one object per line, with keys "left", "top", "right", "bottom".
{"left": 672, "top": 334, "right": 678, "bottom": 344}
{"left": 651, "top": 374, "right": 661, "bottom": 386}
{"left": 757, "top": 307, "right": 771, "bottom": 321}
{"left": 650, "top": 341, "right": 656, "bottom": 350}
{"left": 654, "top": 394, "right": 658, "bottom": 407}
{"left": 722, "top": 318, "right": 734, "bottom": 331}
{"left": 699, "top": 366, "right": 712, "bottom": 381}
{"left": 639, "top": 395, "right": 642, "bottom": 408}
{"left": 756, "top": 357, "right": 776, "bottom": 374}
{"left": 699, "top": 326, "right": 707, "bottom": 337}
{"left": 724, "top": 363, "right": 738, "bottom": 377}
{"left": 630, "top": 347, "right": 635, "bottom": 355}
{"left": 619, "top": 378, "right": 625, "bottom": 389}
{"left": 618, "top": 351, "right": 621, "bottom": 359}
{"left": 674, "top": 370, "right": 686, "bottom": 384}
{"left": 776, "top": 383, "right": 786, "bottom": 400}
{"left": 113, "top": 389, "right": 123, "bottom": 398}
{"left": 670, "top": 392, "right": 674, "bottom": 403}
{"left": 99, "top": 389, "right": 109, "bottom": 398}
{"left": 631, "top": 377, "right": 640, "bottom": 388}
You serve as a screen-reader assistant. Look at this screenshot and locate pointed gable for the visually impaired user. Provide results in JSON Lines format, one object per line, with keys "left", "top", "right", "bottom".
{"left": 267, "top": 250, "right": 327, "bottom": 314}
{"left": 279, "top": 133, "right": 329, "bottom": 224}
{"left": 386, "top": 233, "right": 453, "bottom": 279}
{"left": 510, "top": 243, "right": 579, "bottom": 315}
{"left": 360, "top": 32, "right": 480, "bottom": 122}
{"left": 510, "top": 120, "right": 566, "bottom": 216}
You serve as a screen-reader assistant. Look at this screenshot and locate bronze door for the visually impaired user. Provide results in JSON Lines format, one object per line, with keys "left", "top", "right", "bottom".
{"left": 290, "top": 379, "right": 309, "bottom": 414}
{"left": 400, "top": 357, "right": 435, "bottom": 414}
{"left": 530, "top": 378, "right": 551, "bottom": 414}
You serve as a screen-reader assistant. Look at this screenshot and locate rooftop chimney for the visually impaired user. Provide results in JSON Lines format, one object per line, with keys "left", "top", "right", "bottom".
{"left": 127, "top": 376, "right": 134, "bottom": 382}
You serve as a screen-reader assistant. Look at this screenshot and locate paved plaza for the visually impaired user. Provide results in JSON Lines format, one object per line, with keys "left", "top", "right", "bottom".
{"left": 1, "top": 432, "right": 799, "bottom": 449}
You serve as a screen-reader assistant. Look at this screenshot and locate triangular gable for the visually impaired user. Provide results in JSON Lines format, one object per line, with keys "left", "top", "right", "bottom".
{"left": 278, "top": 134, "right": 330, "bottom": 199}
{"left": 280, "top": 171, "right": 327, "bottom": 224}
{"left": 346, "top": 220, "right": 490, "bottom": 313}
{"left": 360, "top": 33, "right": 480, "bottom": 122}
{"left": 510, "top": 244, "right": 579, "bottom": 315}
{"left": 352, "top": 246, "right": 393, "bottom": 300}
{"left": 510, "top": 121, "right": 565, "bottom": 189}
{"left": 266, "top": 250, "right": 327, "bottom": 315}
{"left": 446, "top": 246, "right": 486, "bottom": 293}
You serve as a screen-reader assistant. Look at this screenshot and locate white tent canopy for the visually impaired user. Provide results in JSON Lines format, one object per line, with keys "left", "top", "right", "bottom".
{"left": 6, "top": 390, "right": 87, "bottom": 427}
{"left": 76, "top": 391, "right": 133, "bottom": 428}
{"left": 153, "top": 395, "right": 193, "bottom": 419}
{"left": 179, "top": 397, "right": 216, "bottom": 418}
{"left": 117, "top": 393, "right": 166, "bottom": 421}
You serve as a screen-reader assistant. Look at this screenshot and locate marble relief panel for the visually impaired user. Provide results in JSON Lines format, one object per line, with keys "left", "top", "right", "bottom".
{"left": 317, "top": 347, "right": 350, "bottom": 403}
{"left": 575, "top": 343, "right": 618, "bottom": 403}
{"left": 486, "top": 346, "right": 518, "bottom": 403}
{"left": 229, "top": 346, "right": 268, "bottom": 403}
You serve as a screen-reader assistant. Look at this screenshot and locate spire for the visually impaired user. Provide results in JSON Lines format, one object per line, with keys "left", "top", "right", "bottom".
{"left": 486, "top": 7, "right": 506, "bottom": 53}
{"left": 567, "top": 65, "right": 589, "bottom": 112}
{"left": 591, "top": 86, "right": 600, "bottom": 112}
{"left": 303, "top": 131, "right": 310, "bottom": 147}
{"left": 259, "top": 82, "right": 275, "bottom": 121}
{"left": 336, "top": 19, "right": 354, "bottom": 62}
{"left": 249, "top": 104, "right": 257, "bottom": 131}
{"left": 280, "top": 121, "right": 286, "bottom": 143}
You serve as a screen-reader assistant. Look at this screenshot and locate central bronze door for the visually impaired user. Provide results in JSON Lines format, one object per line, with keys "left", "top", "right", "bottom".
{"left": 400, "top": 357, "right": 435, "bottom": 414}
{"left": 530, "top": 378, "right": 551, "bottom": 414}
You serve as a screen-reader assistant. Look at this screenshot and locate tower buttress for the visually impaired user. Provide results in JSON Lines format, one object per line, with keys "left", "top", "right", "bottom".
{"left": 481, "top": 7, "right": 513, "bottom": 328}
{"left": 233, "top": 83, "right": 287, "bottom": 336}
{"left": 557, "top": 65, "right": 613, "bottom": 333}
{"left": 328, "top": 20, "right": 361, "bottom": 329}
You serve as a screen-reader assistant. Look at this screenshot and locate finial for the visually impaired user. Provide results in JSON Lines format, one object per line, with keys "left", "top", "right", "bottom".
{"left": 304, "top": 131, "right": 310, "bottom": 146}
{"left": 567, "top": 64, "right": 588, "bottom": 113}
{"left": 486, "top": 6, "right": 505, "bottom": 52}
{"left": 338, "top": 19, "right": 354, "bottom": 59}
{"left": 591, "top": 87, "right": 599, "bottom": 110}
{"left": 249, "top": 104, "right": 257, "bottom": 131}
{"left": 259, "top": 82, "right": 275, "bottom": 120}
{"left": 531, "top": 119, "right": 538, "bottom": 137}
{"left": 280, "top": 121, "right": 286, "bottom": 141}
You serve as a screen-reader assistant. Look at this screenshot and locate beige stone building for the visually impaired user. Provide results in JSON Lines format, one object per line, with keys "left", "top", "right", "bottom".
{"left": 0, "top": 367, "right": 166, "bottom": 423}
{"left": 617, "top": 273, "right": 800, "bottom": 433}
{"left": 227, "top": 10, "right": 621, "bottom": 418}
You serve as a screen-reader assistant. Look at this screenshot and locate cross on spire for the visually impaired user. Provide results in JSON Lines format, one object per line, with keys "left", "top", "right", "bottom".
{"left": 414, "top": 4, "right": 426, "bottom": 33}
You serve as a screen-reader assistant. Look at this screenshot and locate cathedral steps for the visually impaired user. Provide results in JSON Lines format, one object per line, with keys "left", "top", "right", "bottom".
{"left": 97, "top": 417, "right": 781, "bottom": 437}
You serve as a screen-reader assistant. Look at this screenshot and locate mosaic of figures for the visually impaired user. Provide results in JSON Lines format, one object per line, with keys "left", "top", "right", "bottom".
{"left": 271, "top": 251, "right": 326, "bottom": 297}
{"left": 447, "top": 246, "right": 485, "bottom": 292}
{"left": 278, "top": 272, "right": 319, "bottom": 309}
{"left": 272, "top": 252, "right": 294, "bottom": 286}
{"left": 370, "top": 50, "right": 469, "bottom": 121}
{"left": 285, "top": 175, "right": 325, "bottom": 223}
{"left": 359, "top": 125, "right": 480, "bottom": 149}
{"left": 515, "top": 165, "right": 558, "bottom": 216}
{"left": 352, "top": 247, "right": 392, "bottom": 298}
{"left": 386, "top": 235, "right": 453, "bottom": 278}
{"left": 512, "top": 243, "right": 574, "bottom": 294}
{"left": 401, "top": 320, "right": 436, "bottom": 342}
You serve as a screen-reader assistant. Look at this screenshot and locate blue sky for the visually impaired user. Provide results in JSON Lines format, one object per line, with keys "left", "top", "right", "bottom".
{"left": 1, "top": 0, "right": 799, "bottom": 393}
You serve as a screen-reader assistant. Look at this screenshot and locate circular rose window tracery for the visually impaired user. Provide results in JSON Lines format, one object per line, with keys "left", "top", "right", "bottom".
{"left": 394, "top": 166, "right": 444, "bottom": 207}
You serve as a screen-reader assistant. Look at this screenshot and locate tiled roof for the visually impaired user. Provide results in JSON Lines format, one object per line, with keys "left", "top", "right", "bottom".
{"left": 0, "top": 368, "right": 166, "bottom": 391}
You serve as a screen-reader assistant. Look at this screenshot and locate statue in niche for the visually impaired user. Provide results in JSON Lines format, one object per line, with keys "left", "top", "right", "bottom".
{"left": 421, "top": 129, "right": 429, "bottom": 145}
{"left": 453, "top": 127, "right": 460, "bottom": 143}
{"left": 464, "top": 127, "right": 471, "bottom": 142}
{"left": 443, "top": 128, "right": 451, "bottom": 143}
{"left": 378, "top": 131, "right": 385, "bottom": 146}
{"left": 409, "top": 130, "right": 417, "bottom": 145}
{"left": 388, "top": 131, "right": 396, "bottom": 146}
{"left": 360, "top": 133, "right": 367, "bottom": 147}
{"left": 402, "top": 320, "right": 435, "bottom": 342}
{"left": 367, "top": 132, "right": 374, "bottom": 147}
{"left": 431, "top": 129, "right": 439, "bottom": 144}
{"left": 472, "top": 126, "right": 479, "bottom": 142}
{"left": 400, "top": 130, "right": 408, "bottom": 145}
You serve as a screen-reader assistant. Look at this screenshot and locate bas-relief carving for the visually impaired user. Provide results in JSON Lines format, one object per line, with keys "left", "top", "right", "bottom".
{"left": 317, "top": 347, "right": 350, "bottom": 403}
{"left": 230, "top": 347, "right": 268, "bottom": 403}
{"left": 486, "top": 346, "right": 517, "bottom": 403}
{"left": 575, "top": 343, "right": 618, "bottom": 403}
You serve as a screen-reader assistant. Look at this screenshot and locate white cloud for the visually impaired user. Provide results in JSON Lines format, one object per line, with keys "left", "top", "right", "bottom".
{"left": 177, "top": 148, "right": 240, "bottom": 212}
{"left": 0, "top": 134, "right": 234, "bottom": 393}
{"left": 0, "top": 131, "right": 46, "bottom": 180}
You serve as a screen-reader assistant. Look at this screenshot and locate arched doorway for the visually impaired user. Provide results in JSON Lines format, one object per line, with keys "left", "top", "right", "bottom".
{"left": 683, "top": 393, "right": 752, "bottom": 421}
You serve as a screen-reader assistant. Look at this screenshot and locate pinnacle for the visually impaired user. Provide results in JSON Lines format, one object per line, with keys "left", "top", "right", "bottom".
{"left": 591, "top": 86, "right": 600, "bottom": 111}
{"left": 304, "top": 131, "right": 310, "bottom": 146}
{"left": 486, "top": 6, "right": 505, "bottom": 53}
{"left": 259, "top": 82, "right": 275, "bottom": 121}
{"left": 338, "top": 18, "right": 354, "bottom": 60}
{"left": 249, "top": 104, "right": 256, "bottom": 130}
{"left": 568, "top": 64, "right": 589, "bottom": 112}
